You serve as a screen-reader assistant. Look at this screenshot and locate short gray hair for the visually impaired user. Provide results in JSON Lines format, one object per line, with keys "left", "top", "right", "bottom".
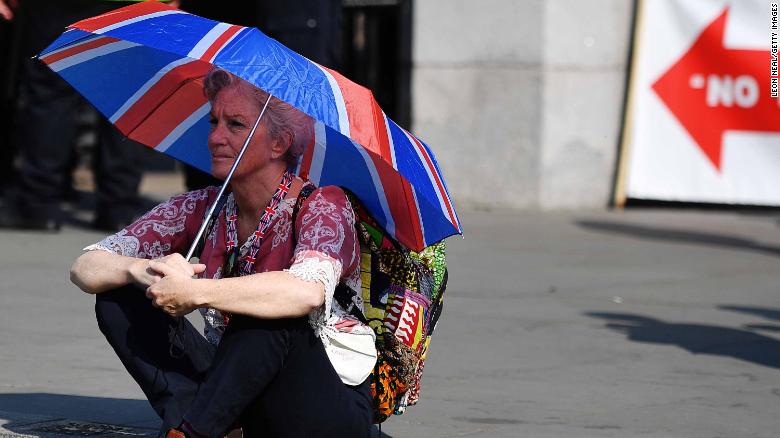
{"left": 204, "top": 68, "right": 312, "bottom": 170}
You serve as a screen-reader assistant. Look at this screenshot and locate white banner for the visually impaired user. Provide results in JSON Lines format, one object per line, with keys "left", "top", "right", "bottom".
{"left": 619, "top": 0, "right": 780, "bottom": 205}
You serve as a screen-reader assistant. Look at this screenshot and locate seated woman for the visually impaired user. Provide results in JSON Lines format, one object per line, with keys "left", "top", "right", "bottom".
{"left": 69, "top": 68, "right": 377, "bottom": 438}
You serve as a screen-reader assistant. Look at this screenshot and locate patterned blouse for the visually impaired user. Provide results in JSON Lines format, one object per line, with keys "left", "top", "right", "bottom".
{"left": 85, "top": 185, "right": 377, "bottom": 385}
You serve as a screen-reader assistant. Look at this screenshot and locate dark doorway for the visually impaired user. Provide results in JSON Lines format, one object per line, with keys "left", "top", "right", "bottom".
{"left": 342, "top": 0, "right": 413, "bottom": 129}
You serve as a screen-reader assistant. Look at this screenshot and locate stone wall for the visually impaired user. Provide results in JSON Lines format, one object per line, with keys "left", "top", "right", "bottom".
{"left": 412, "top": 0, "right": 634, "bottom": 210}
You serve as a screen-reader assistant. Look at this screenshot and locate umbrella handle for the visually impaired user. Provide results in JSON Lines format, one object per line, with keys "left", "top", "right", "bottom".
{"left": 184, "top": 93, "right": 273, "bottom": 262}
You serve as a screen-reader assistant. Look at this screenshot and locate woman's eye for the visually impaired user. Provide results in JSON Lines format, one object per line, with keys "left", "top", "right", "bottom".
{"left": 228, "top": 120, "right": 245, "bottom": 129}
{"left": 208, "top": 117, "right": 217, "bottom": 126}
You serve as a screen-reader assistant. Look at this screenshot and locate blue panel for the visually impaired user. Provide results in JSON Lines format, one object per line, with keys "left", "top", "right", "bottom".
{"left": 39, "top": 29, "right": 95, "bottom": 56}
{"left": 215, "top": 28, "right": 341, "bottom": 134}
{"left": 316, "top": 126, "right": 389, "bottom": 228}
{"left": 386, "top": 119, "right": 461, "bottom": 240}
{"left": 414, "top": 185, "right": 458, "bottom": 246}
{"left": 58, "top": 46, "right": 184, "bottom": 119}
{"left": 387, "top": 120, "right": 438, "bottom": 204}
{"left": 163, "top": 113, "right": 213, "bottom": 174}
{"left": 104, "top": 13, "right": 218, "bottom": 57}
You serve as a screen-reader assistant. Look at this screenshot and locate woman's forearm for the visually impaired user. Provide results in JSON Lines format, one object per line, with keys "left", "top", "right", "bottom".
{"left": 70, "top": 250, "right": 147, "bottom": 294}
{"left": 193, "top": 272, "right": 325, "bottom": 319}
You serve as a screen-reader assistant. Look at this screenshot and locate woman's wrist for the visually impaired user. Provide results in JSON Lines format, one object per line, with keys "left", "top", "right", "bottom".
{"left": 190, "top": 278, "right": 213, "bottom": 309}
{"left": 126, "top": 257, "right": 148, "bottom": 285}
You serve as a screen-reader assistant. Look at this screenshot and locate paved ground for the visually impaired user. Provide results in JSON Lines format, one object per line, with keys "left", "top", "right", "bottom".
{"left": 1, "top": 177, "right": 779, "bottom": 437}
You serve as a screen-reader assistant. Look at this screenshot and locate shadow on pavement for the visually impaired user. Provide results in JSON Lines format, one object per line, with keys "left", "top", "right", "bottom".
{"left": 586, "top": 312, "right": 780, "bottom": 369}
{"left": 718, "top": 304, "right": 780, "bottom": 322}
{"left": 576, "top": 220, "right": 780, "bottom": 258}
{"left": 743, "top": 324, "right": 780, "bottom": 333}
{"left": 0, "top": 393, "right": 155, "bottom": 423}
{"left": 0, "top": 393, "right": 393, "bottom": 437}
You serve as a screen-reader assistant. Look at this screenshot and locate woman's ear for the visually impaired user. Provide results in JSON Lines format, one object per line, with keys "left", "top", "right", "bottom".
{"left": 271, "top": 130, "right": 293, "bottom": 160}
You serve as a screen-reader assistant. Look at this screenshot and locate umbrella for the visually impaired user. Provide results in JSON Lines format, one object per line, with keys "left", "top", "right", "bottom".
{"left": 37, "top": 1, "right": 461, "bottom": 252}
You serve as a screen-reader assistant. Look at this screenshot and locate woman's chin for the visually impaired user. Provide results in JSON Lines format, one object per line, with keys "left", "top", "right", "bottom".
{"left": 210, "top": 161, "right": 232, "bottom": 180}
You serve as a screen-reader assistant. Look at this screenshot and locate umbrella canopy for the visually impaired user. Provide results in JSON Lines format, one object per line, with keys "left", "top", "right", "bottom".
{"left": 38, "top": 1, "right": 461, "bottom": 251}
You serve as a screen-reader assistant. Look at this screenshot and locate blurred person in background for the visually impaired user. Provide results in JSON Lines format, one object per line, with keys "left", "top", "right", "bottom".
{"left": 0, "top": 0, "right": 21, "bottom": 195}
{"left": 0, "top": 0, "right": 177, "bottom": 232}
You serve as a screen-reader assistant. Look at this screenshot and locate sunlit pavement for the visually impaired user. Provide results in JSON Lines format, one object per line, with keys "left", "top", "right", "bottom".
{"left": 2, "top": 182, "right": 779, "bottom": 437}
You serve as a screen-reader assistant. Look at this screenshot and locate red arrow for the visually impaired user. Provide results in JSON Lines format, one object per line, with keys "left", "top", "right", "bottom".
{"left": 652, "top": 7, "right": 780, "bottom": 171}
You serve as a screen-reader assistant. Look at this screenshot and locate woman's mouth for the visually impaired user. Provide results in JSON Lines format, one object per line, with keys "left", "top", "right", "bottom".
{"left": 212, "top": 154, "right": 235, "bottom": 161}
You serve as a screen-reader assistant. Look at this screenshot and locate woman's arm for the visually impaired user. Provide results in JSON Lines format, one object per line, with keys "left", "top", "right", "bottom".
{"left": 145, "top": 264, "right": 325, "bottom": 318}
{"left": 71, "top": 188, "right": 217, "bottom": 295}
{"left": 70, "top": 251, "right": 205, "bottom": 295}
{"left": 70, "top": 251, "right": 154, "bottom": 294}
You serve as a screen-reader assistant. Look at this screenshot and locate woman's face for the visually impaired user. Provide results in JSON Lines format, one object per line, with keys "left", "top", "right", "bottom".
{"left": 207, "top": 85, "right": 276, "bottom": 181}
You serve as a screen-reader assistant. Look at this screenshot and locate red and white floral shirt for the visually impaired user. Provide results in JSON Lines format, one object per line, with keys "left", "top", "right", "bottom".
{"left": 85, "top": 185, "right": 377, "bottom": 385}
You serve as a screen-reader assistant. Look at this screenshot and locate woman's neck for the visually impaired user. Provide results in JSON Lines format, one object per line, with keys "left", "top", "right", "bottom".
{"left": 231, "top": 162, "right": 287, "bottom": 219}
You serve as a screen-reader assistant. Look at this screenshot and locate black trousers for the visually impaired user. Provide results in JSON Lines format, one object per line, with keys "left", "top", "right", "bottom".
{"left": 95, "top": 286, "right": 373, "bottom": 438}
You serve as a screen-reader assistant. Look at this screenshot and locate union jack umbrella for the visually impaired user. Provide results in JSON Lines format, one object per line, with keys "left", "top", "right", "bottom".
{"left": 38, "top": 1, "right": 461, "bottom": 251}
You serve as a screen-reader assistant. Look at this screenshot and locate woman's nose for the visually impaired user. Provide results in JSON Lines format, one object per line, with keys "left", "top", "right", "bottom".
{"left": 208, "top": 123, "right": 227, "bottom": 146}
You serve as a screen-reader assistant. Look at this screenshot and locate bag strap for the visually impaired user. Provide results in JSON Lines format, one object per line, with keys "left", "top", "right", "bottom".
{"left": 291, "top": 182, "right": 317, "bottom": 227}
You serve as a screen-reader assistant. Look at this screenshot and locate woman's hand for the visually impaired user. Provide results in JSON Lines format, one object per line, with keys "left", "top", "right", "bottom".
{"left": 127, "top": 258, "right": 162, "bottom": 289}
{"left": 148, "top": 253, "right": 205, "bottom": 278}
{"left": 145, "top": 258, "right": 205, "bottom": 317}
{"left": 127, "top": 254, "right": 205, "bottom": 289}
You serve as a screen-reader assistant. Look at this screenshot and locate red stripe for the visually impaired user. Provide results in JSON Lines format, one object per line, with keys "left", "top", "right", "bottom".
{"left": 40, "top": 37, "right": 119, "bottom": 65}
{"left": 73, "top": 1, "right": 172, "bottom": 32}
{"left": 298, "top": 130, "right": 316, "bottom": 179}
{"left": 200, "top": 25, "right": 243, "bottom": 61}
{"left": 366, "top": 151, "right": 425, "bottom": 251}
{"left": 400, "top": 178, "right": 426, "bottom": 250}
{"left": 128, "top": 79, "right": 208, "bottom": 148}
{"left": 372, "top": 102, "right": 393, "bottom": 165}
{"left": 408, "top": 132, "right": 459, "bottom": 231}
{"left": 319, "top": 66, "right": 395, "bottom": 161}
{"left": 115, "top": 61, "right": 211, "bottom": 135}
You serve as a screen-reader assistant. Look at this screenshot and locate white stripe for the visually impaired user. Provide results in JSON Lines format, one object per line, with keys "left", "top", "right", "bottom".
{"left": 110, "top": 58, "right": 194, "bottom": 123}
{"left": 188, "top": 22, "right": 231, "bottom": 59}
{"left": 93, "top": 10, "right": 185, "bottom": 34}
{"left": 40, "top": 34, "right": 102, "bottom": 60}
{"left": 49, "top": 40, "right": 140, "bottom": 72}
{"left": 409, "top": 185, "right": 427, "bottom": 247}
{"left": 308, "top": 121, "right": 328, "bottom": 185}
{"left": 208, "top": 27, "right": 245, "bottom": 63}
{"left": 400, "top": 129, "right": 453, "bottom": 227}
{"left": 383, "top": 112, "right": 398, "bottom": 170}
{"left": 353, "top": 139, "right": 396, "bottom": 237}
{"left": 313, "top": 64, "right": 350, "bottom": 137}
{"left": 155, "top": 103, "right": 211, "bottom": 152}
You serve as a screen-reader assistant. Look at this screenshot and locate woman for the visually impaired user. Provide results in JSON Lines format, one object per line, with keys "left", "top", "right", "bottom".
{"left": 70, "top": 69, "right": 377, "bottom": 438}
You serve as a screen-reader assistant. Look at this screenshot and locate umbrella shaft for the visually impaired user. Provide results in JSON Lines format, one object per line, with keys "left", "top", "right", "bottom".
{"left": 185, "top": 93, "right": 273, "bottom": 261}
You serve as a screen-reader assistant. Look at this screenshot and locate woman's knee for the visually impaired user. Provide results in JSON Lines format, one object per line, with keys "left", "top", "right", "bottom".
{"left": 94, "top": 285, "right": 146, "bottom": 336}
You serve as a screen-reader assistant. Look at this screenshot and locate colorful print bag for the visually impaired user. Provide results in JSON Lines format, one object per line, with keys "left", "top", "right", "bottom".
{"left": 333, "top": 192, "right": 448, "bottom": 423}
{"left": 294, "top": 186, "right": 448, "bottom": 423}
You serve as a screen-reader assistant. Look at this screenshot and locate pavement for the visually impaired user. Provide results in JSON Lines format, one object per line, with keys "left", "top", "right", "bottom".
{"left": 1, "top": 173, "right": 780, "bottom": 437}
